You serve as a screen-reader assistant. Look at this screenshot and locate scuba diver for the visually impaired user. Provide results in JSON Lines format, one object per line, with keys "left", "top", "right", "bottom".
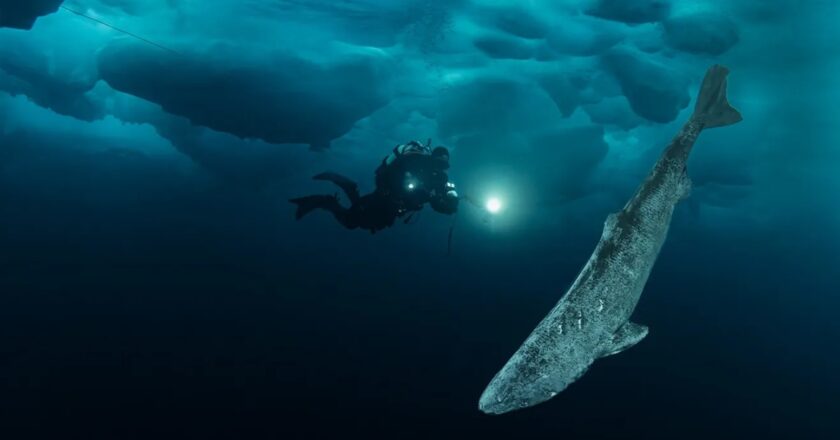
{"left": 290, "top": 140, "right": 460, "bottom": 233}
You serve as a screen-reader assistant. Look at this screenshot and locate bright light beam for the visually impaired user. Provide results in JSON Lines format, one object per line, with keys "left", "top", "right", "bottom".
{"left": 485, "top": 197, "right": 502, "bottom": 214}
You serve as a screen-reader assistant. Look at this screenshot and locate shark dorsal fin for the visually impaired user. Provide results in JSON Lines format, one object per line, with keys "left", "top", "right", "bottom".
{"left": 602, "top": 212, "right": 619, "bottom": 237}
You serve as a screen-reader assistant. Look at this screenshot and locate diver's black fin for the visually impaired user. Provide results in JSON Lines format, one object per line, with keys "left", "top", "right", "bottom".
{"left": 289, "top": 195, "right": 338, "bottom": 220}
{"left": 313, "top": 172, "right": 360, "bottom": 203}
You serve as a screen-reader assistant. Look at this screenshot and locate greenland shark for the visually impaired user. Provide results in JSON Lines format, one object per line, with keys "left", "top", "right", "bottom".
{"left": 479, "top": 65, "right": 742, "bottom": 415}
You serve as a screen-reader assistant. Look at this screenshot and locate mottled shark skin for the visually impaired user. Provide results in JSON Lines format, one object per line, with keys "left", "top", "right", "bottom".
{"left": 479, "top": 65, "right": 742, "bottom": 415}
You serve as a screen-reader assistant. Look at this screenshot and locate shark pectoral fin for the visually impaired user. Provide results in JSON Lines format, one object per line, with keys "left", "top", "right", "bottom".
{"left": 678, "top": 172, "right": 693, "bottom": 200}
{"left": 600, "top": 322, "right": 649, "bottom": 358}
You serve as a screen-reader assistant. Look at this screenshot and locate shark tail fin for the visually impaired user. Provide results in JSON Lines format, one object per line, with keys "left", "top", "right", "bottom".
{"left": 693, "top": 65, "right": 743, "bottom": 128}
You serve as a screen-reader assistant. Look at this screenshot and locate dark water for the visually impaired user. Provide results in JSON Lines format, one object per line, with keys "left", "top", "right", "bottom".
{"left": 1, "top": 1, "right": 839, "bottom": 439}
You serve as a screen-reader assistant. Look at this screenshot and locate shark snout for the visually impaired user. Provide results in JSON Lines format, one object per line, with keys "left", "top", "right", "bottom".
{"left": 478, "top": 376, "right": 534, "bottom": 415}
{"left": 478, "top": 385, "right": 510, "bottom": 415}
{"left": 479, "top": 360, "right": 570, "bottom": 415}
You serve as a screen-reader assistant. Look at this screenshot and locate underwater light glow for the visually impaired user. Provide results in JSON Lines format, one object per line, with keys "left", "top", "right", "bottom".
{"left": 486, "top": 197, "right": 502, "bottom": 214}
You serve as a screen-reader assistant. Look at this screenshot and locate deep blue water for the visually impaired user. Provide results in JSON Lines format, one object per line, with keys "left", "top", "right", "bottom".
{"left": 1, "top": 1, "right": 839, "bottom": 439}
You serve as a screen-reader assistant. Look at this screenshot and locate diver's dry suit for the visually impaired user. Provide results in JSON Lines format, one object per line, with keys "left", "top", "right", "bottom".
{"left": 289, "top": 141, "right": 459, "bottom": 233}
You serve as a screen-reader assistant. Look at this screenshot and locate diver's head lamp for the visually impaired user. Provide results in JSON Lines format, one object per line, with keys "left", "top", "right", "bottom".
{"left": 404, "top": 172, "right": 421, "bottom": 192}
